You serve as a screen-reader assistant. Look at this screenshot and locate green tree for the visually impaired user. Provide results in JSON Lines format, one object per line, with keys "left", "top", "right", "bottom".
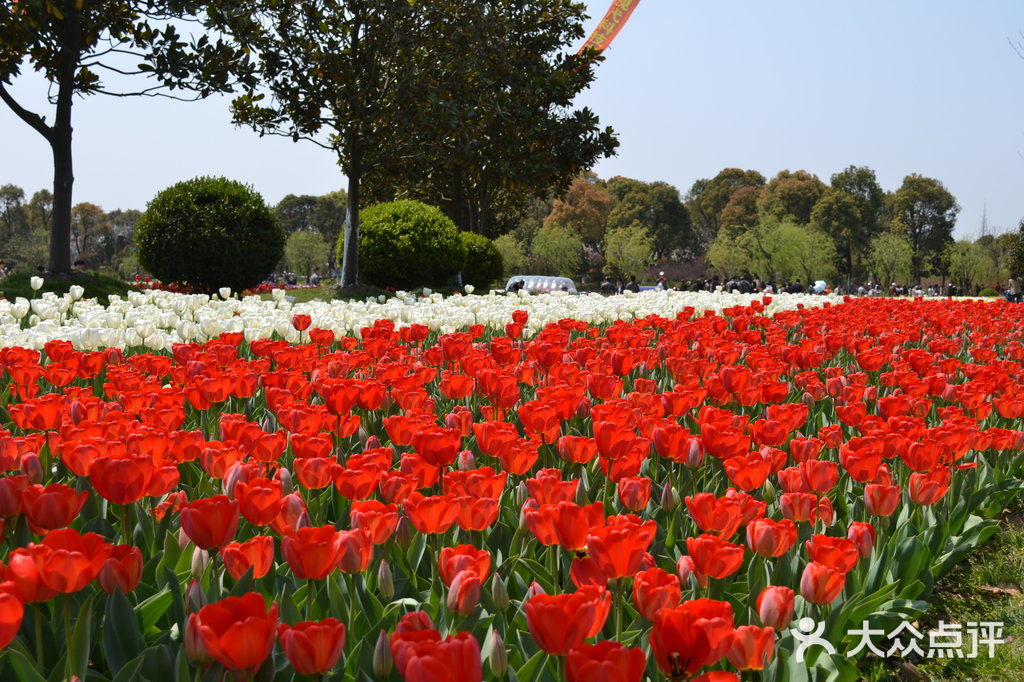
{"left": 605, "top": 181, "right": 694, "bottom": 258}
{"left": 493, "top": 234, "right": 526, "bottom": 278}
{"left": 978, "top": 231, "right": 1019, "bottom": 283}
{"left": 758, "top": 170, "right": 827, "bottom": 224}
{"left": 888, "top": 174, "right": 959, "bottom": 281}
{"left": 530, "top": 224, "right": 583, "bottom": 277}
{"left": 1008, "top": 220, "right": 1024, "bottom": 279}
{"left": 0, "top": 185, "right": 28, "bottom": 245}
{"left": 225, "top": 0, "right": 428, "bottom": 288}
{"left": 867, "top": 233, "right": 914, "bottom": 285}
{"left": 360, "top": 1, "right": 617, "bottom": 236}
{"left": 811, "top": 188, "right": 862, "bottom": 284}
{"left": 945, "top": 240, "right": 994, "bottom": 293}
{"left": 719, "top": 185, "right": 762, "bottom": 236}
{"left": 284, "top": 231, "right": 330, "bottom": 279}
{"left": 603, "top": 224, "right": 654, "bottom": 279}
{"left": 734, "top": 216, "right": 834, "bottom": 284}
{"left": 544, "top": 176, "right": 611, "bottom": 246}
{"left": 705, "top": 232, "right": 751, "bottom": 278}
{"left": 830, "top": 165, "right": 885, "bottom": 241}
{"left": 685, "top": 168, "right": 766, "bottom": 246}
{"left": 0, "top": 1, "right": 252, "bottom": 274}
{"left": 70, "top": 202, "right": 111, "bottom": 265}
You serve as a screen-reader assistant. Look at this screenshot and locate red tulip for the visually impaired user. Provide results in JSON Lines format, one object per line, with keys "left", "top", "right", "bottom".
{"left": 632, "top": 567, "right": 682, "bottom": 621}
{"left": 446, "top": 569, "right": 481, "bottom": 616}
{"left": 191, "top": 592, "right": 279, "bottom": 672}
{"left": 32, "top": 528, "right": 112, "bottom": 593}
{"left": 847, "top": 521, "right": 875, "bottom": 558}
{"left": 726, "top": 625, "right": 775, "bottom": 670}
{"left": 336, "top": 529, "right": 373, "bottom": 573}
{"left": 863, "top": 482, "right": 901, "bottom": 516}
{"left": 805, "top": 535, "right": 859, "bottom": 574}
{"left": 909, "top": 468, "right": 951, "bottom": 505}
{"left": 524, "top": 586, "right": 611, "bottom": 654}
{"left": 222, "top": 536, "right": 275, "bottom": 580}
{"left": 800, "top": 561, "right": 846, "bottom": 604}
{"left": 278, "top": 618, "right": 346, "bottom": 675}
{"left": 616, "top": 476, "right": 651, "bottom": 511}
{"left": 181, "top": 495, "right": 240, "bottom": 549}
{"left": 686, "top": 534, "right": 744, "bottom": 579}
{"left": 403, "top": 493, "right": 460, "bottom": 534}
{"left": 282, "top": 525, "right": 341, "bottom": 580}
{"left": 586, "top": 518, "right": 656, "bottom": 578}
{"left": 89, "top": 454, "right": 155, "bottom": 505}
{"left": 402, "top": 631, "right": 482, "bottom": 682}
{"left": 439, "top": 545, "right": 491, "bottom": 586}
{"left": 235, "top": 477, "right": 284, "bottom": 526}
{"left": 649, "top": 605, "right": 712, "bottom": 678}
{"left": 98, "top": 544, "right": 143, "bottom": 594}
{"left": 745, "top": 518, "right": 797, "bottom": 558}
{"left": 21, "top": 483, "right": 89, "bottom": 531}
{"left": 565, "top": 641, "right": 645, "bottom": 682}
{"left": 685, "top": 492, "right": 743, "bottom": 537}
{"left": 350, "top": 500, "right": 400, "bottom": 544}
{"left": 0, "top": 591, "right": 23, "bottom": 650}
{"left": 756, "top": 586, "right": 795, "bottom": 630}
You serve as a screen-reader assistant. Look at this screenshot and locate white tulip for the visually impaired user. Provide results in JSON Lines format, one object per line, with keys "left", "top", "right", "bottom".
{"left": 271, "top": 288, "right": 286, "bottom": 301}
{"left": 218, "top": 287, "right": 232, "bottom": 300}
{"left": 30, "top": 276, "right": 43, "bottom": 291}
{"left": 68, "top": 285, "right": 84, "bottom": 301}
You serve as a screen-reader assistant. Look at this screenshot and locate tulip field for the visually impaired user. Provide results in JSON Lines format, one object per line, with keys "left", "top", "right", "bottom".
{"left": 0, "top": 288, "right": 1022, "bottom": 681}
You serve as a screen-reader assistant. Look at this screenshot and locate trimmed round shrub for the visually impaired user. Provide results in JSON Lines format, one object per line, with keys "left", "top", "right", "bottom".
{"left": 459, "top": 231, "right": 504, "bottom": 290}
{"left": 979, "top": 287, "right": 998, "bottom": 297}
{"left": 341, "top": 200, "right": 466, "bottom": 289}
{"left": 135, "top": 177, "right": 283, "bottom": 293}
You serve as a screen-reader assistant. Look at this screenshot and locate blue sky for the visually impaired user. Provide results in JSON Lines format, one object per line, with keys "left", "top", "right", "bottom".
{"left": 3, "top": 1, "right": 1024, "bottom": 237}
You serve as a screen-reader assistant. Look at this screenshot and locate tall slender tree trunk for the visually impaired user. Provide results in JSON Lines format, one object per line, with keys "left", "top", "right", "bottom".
{"left": 340, "top": 151, "right": 361, "bottom": 288}
{"left": 49, "top": 0, "right": 79, "bottom": 276}
{"left": 49, "top": 121, "right": 74, "bottom": 275}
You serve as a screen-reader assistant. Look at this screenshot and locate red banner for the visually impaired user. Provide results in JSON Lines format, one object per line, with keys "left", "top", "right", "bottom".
{"left": 578, "top": 0, "right": 642, "bottom": 53}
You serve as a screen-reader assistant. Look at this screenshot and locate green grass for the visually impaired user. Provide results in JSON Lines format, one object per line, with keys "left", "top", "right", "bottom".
{"left": 257, "top": 283, "right": 391, "bottom": 303}
{"left": 861, "top": 513, "right": 1024, "bottom": 681}
{"left": 0, "top": 271, "right": 133, "bottom": 305}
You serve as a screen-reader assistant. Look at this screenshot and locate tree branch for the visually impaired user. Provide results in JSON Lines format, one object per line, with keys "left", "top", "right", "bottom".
{"left": 0, "top": 84, "right": 53, "bottom": 141}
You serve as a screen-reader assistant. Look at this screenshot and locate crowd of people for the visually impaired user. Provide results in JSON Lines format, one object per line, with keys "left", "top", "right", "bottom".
{"left": 591, "top": 272, "right": 1024, "bottom": 300}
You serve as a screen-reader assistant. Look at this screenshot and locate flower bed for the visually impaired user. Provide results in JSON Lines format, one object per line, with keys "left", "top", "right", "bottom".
{"left": 0, "top": 293, "right": 1021, "bottom": 681}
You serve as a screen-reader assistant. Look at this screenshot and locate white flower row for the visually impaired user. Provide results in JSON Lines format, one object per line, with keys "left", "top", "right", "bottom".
{"left": 0, "top": 286, "right": 840, "bottom": 351}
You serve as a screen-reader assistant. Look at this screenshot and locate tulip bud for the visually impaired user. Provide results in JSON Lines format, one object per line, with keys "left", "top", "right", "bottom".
{"left": 847, "top": 521, "right": 875, "bottom": 558}
{"left": 223, "top": 463, "right": 245, "bottom": 499}
{"left": 178, "top": 526, "right": 192, "bottom": 550}
{"left": 515, "top": 481, "right": 528, "bottom": 507}
{"left": 490, "top": 573, "right": 509, "bottom": 611}
{"left": 190, "top": 547, "right": 210, "bottom": 579}
{"left": 575, "top": 398, "right": 591, "bottom": 420}
{"left": 185, "top": 614, "right": 214, "bottom": 664}
{"left": 275, "top": 467, "right": 294, "bottom": 496}
{"left": 676, "top": 555, "right": 707, "bottom": 589}
{"left": 659, "top": 482, "right": 678, "bottom": 511}
{"left": 69, "top": 400, "right": 88, "bottom": 425}
{"left": 20, "top": 454, "right": 42, "bottom": 485}
{"left": 185, "top": 579, "right": 207, "bottom": 613}
{"left": 683, "top": 437, "right": 704, "bottom": 468}
{"left": 446, "top": 569, "right": 481, "bottom": 615}
{"left": 394, "top": 516, "right": 414, "bottom": 548}
{"left": 802, "top": 391, "right": 815, "bottom": 408}
{"left": 488, "top": 629, "right": 508, "bottom": 677}
{"left": 365, "top": 435, "right": 381, "bottom": 450}
{"left": 574, "top": 481, "right": 589, "bottom": 506}
{"left": 357, "top": 425, "right": 369, "bottom": 444}
{"left": 373, "top": 630, "right": 393, "bottom": 676}
{"left": 761, "top": 479, "right": 777, "bottom": 505}
{"left": 377, "top": 560, "right": 395, "bottom": 601}
{"left": 457, "top": 449, "right": 476, "bottom": 471}
{"left": 525, "top": 581, "right": 546, "bottom": 601}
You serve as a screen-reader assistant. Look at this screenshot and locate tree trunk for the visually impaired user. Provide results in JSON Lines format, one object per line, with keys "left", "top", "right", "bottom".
{"left": 48, "top": 0, "right": 79, "bottom": 276}
{"left": 339, "top": 157, "right": 361, "bottom": 288}
{"left": 49, "top": 124, "right": 74, "bottom": 275}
